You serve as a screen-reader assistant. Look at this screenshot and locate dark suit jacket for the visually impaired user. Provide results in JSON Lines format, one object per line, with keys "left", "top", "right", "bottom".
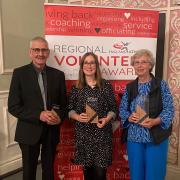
{"left": 8, "top": 63, "right": 67, "bottom": 145}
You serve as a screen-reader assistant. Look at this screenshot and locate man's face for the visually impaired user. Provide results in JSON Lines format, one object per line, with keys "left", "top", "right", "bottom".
{"left": 29, "top": 40, "right": 50, "bottom": 69}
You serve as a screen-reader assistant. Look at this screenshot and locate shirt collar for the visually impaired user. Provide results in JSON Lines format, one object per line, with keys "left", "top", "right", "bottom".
{"left": 31, "top": 62, "right": 46, "bottom": 74}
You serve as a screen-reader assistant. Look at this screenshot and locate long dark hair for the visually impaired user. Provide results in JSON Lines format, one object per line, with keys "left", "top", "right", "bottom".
{"left": 76, "top": 52, "right": 103, "bottom": 89}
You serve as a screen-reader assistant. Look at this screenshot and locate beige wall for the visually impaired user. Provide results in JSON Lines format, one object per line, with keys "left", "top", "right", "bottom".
{"left": 0, "top": 0, "right": 179, "bottom": 179}
{"left": 0, "top": 0, "right": 45, "bottom": 91}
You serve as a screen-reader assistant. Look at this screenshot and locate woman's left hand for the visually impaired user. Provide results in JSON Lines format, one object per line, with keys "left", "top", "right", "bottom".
{"left": 139, "top": 117, "right": 161, "bottom": 128}
{"left": 97, "top": 117, "right": 108, "bottom": 128}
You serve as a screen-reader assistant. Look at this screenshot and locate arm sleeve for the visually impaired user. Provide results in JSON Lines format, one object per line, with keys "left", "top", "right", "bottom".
{"left": 159, "top": 80, "right": 174, "bottom": 129}
{"left": 68, "top": 85, "right": 78, "bottom": 114}
{"left": 8, "top": 69, "right": 41, "bottom": 124}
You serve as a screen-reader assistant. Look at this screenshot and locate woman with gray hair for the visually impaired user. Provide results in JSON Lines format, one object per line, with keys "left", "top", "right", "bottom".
{"left": 119, "top": 49, "right": 174, "bottom": 180}
{"left": 130, "top": 49, "right": 155, "bottom": 72}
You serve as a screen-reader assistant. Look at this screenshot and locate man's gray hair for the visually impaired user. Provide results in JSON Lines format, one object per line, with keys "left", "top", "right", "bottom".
{"left": 30, "top": 36, "right": 49, "bottom": 48}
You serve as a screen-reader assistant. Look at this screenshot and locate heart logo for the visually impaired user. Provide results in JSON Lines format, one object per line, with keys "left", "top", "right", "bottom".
{"left": 95, "top": 28, "right": 101, "bottom": 33}
{"left": 124, "top": 12, "right": 131, "bottom": 19}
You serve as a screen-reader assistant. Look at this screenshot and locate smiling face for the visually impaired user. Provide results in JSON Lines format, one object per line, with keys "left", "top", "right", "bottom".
{"left": 133, "top": 55, "right": 152, "bottom": 78}
{"left": 29, "top": 40, "right": 50, "bottom": 70}
{"left": 83, "top": 55, "right": 97, "bottom": 77}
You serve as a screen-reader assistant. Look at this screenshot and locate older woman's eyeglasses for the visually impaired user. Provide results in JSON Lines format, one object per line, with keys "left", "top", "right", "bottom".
{"left": 134, "top": 61, "right": 150, "bottom": 66}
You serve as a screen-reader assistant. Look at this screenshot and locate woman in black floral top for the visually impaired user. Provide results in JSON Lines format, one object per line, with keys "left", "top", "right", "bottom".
{"left": 68, "top": 52, "right": 117, "bottom": 180}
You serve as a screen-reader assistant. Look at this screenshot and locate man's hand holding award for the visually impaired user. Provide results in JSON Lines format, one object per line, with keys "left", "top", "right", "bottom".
{"left": 49, "top": 104, "right": 61, "bottom": 125}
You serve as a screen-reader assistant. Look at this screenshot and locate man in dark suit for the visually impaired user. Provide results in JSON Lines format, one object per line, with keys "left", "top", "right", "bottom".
{"left": 8, "top": 36, "right": 67, "bottom": 180}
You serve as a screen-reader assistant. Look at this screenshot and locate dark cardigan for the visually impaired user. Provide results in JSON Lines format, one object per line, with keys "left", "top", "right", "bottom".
{"left": 125, "top": 74, "right": 172, "bottom": 144}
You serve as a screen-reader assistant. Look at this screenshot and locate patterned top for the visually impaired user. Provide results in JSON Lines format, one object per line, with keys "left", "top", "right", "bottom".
{"left": 68, "top": 79, "right": 117, "bottom": 167}
{"left": 68, "top": 80, "right": 116, "bottom": 119}
{"left": 119, "top": 80, "right": 174, "bottom": 143}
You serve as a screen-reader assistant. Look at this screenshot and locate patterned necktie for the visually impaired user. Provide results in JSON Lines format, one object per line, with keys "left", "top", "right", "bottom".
{"left": 38, "top": 72, "right": 47, "bottom": 110}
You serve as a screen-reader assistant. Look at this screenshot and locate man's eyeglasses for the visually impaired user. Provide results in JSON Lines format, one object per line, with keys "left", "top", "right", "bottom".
{"left": 134, "top": 61, "right": 150, "bottom": 66}
{"left": 31, "top": 48, "right": 49, "bottom": 54}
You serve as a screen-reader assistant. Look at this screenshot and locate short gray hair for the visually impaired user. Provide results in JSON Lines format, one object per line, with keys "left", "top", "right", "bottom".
{"left": 30, "top": 36, "right": 49, "bottom": 48}
{"left": 131, "top": 49, "right": 155, "bottom": 72}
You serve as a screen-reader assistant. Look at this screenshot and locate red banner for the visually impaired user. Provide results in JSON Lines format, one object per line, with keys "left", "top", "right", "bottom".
{"left": 44, "top": 4, "right": 159, "bottom": 180}
{"left": 45, "top": 5, "right": 159, "bottom": 38}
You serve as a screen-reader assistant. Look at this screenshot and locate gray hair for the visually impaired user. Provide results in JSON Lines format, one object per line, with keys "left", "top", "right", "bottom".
{"left": 30, "top": 36, "right": 49, "bottom": 48}
{"left": 131, "top": 49, "right": 155, "bottom": 72}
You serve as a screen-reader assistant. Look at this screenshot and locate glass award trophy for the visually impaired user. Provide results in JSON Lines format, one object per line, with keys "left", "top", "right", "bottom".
{"left": 86, "top": 97, "right": 98, "bottom": 123}
{"left": 136, "top": 95, "right": 149, "bottom": 123}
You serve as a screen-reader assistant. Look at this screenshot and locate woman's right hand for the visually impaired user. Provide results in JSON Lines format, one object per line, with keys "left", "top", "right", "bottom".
{"left": 128, "top": 112, "right": 140, "bottom": 123}
{"left": 77, "top": 113, "right": 89, "bottom": 123}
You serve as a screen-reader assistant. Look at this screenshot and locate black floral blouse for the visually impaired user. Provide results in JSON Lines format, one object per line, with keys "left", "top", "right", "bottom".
{"left": 68, "top": 79, "right": 117, "bottom": 167}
